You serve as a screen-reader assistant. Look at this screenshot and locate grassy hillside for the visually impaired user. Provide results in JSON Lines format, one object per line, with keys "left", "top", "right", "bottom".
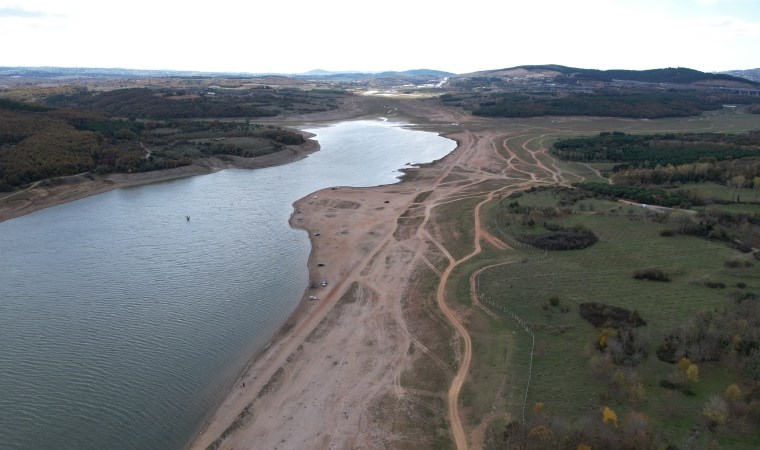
{"left": 475, "top": 187, "right": 760, "bottom": 449}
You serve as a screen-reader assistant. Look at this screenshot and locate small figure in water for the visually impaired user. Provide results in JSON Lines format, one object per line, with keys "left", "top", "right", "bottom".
{"left": 186, "top": 216, "right": 190, "bottom": 222}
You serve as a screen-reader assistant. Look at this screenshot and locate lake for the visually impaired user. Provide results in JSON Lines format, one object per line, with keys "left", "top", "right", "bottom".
{"left": 0, "top": 120, "right": 455, "bottom": 450}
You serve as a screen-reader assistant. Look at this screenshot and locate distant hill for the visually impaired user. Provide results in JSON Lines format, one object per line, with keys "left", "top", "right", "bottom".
{"left": 0, "top": 66, "right": 453, "bottom": 84}
{"left": 721, "top": 68, "right": 760, "bottom": 83}
{"left": 0, "top": 66, "right": 259, "bottom": 79}
{"left": 298, "top": 69, "right": 453, "bottom": 79}
{"left": 457, "top": 65, "right": 759, "bottom": 88}
{"left": 391, "top": 69, "right": 454, "bottom": 78}
{"left": 445, "top": 65, "right": 760, "bottom": 119}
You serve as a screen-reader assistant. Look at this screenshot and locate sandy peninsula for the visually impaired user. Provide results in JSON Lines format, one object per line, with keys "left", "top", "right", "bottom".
{"left": 187, "top": 97, "right": 554, "bottom": 449}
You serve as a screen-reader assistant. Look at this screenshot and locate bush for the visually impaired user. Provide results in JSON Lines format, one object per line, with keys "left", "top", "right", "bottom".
{"left": 704, "top": 281, "right": 726, "bottom": 289}
{"left": 604, "top": 326, "right": 648, "bottom": 366}
{"left": 735, "top": 241, "right": 754, "bottom": 253}
{"left": 731, "top": 291, "right": 759, "bottom": 303}
{"left": 725, "top": 260, "right": 743, "bottom": 268}
{"left": 579, "top": 302, "right": 647, "bottom": 328}
{"left": 262, "top": 129, "right": 305, "bottom": 145}
{"left": 633, "top": 268, "right": 671, "bottom": 282}
{"left": 517, "top": 226, "right": 598, "bottom": 250}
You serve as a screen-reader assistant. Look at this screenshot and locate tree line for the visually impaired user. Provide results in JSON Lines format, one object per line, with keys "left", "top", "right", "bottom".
{"left": 46, "top": 88, "right": 278, "bottom": 119}
{"left": 552, "top": 131, "right": 760, "bottom": 167}
{"left": 612, "top": 157, "right": 760, "bottom": 188}
{"left": 572, "top": 182, "right": 696, "bottom": 207}
{"left": 472, "top": 90, "right": 757, "bottom": 119}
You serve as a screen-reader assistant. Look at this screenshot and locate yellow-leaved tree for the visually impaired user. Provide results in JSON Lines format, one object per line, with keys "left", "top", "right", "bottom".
{"left": 602, "top": 406, "right": 618, "bottom": 428}
{"left": 686, "top": 363, "right": 700, "bottom": 383}
{"left": 725, "top": 384, "right": 742, "bottom": 401}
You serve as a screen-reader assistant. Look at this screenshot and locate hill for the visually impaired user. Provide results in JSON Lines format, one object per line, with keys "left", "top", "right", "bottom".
{"left": 457, "top": 65, "right": 759, "bottom": 88}
{"left": 443, "top": 65, "right": 760, "bottom": 119}
{"left": 722, "top": 68, "right": 760, "bottom": 83}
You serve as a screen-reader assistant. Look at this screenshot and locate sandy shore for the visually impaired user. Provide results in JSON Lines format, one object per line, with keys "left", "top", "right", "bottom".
{"left": 187, "top": 97, "right": 534, "bottom": 449}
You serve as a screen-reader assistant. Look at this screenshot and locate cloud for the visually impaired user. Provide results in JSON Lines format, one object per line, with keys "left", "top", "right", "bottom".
{"left": 692, "top": 15, "right": 760, "bottom": 36}
{"left": 0, "top": 6, "right": 49, "bottom": 18}
{"left": 700, "top": 0, "right": 760, "bottom": 3}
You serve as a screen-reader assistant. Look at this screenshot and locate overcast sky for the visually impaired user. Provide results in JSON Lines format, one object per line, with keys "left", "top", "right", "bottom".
{"left": 2, "top": 0, "right": 759, "bottom": 74}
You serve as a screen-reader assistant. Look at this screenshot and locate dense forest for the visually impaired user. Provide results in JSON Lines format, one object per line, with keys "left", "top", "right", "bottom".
{"left": 45, "top": 86, "right": 347, "bottom": 119}
{"left": 47, "top": 87, "right": 278, "bottom": 119}
{"left": 0, "top": 99, "right": 307, "bottom": 191}
{"left": 572, "top": 182, "right": 697, "bottom": 207}
{"left": 552, "top": 131, "right": 760, "bottom": 167}
{"left": 471, "top": 90, "right": 760, "bottom": 119}
{"left": 612, "top": 158, "right": 760, "bottom": 187}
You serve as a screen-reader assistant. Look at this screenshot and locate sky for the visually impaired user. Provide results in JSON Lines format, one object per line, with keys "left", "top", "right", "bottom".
{"left": 1, "top": 0, "right": 759, "bottom": 74}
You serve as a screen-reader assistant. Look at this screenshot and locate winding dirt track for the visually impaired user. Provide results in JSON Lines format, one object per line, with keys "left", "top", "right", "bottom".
{"left": 435, "top": 192, "right": 492, "bottom": 450}
{"left": 407, "top": 109, "right": 567, "bottom": 449}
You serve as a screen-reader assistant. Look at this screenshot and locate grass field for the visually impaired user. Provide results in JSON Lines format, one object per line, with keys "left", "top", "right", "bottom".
{"left": 673, "top": 182, "right": 760, "bottom": 204}
{"left": 464, "top": 188, "right": 760, "bottom": 448}
{"left": 427, "top": 196, "right": 482, "bottom": 261}
{"left": 407, "top": 108, "right": 760, "bottom": 448}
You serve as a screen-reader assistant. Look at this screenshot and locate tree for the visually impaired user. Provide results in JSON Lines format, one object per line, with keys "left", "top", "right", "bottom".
{"left": 527, "top": 425, "right": 553, "bottom": 442}
{"left": 678, "top": 356, "right": 692, "bottom": 373}
{"left": 725, "top": 383, "right": 742, "bottom": 401}
{"left": 602, "top": 406, "right": 618, "bottom": 428}
{"left": 622, "top": 411, "right": 652, "bottom": 448}
{"left": 729, "top": 175, "right": 746, "bottom": 201}
{"left": 703, "top": 395, "right": 728, "bottom": 427}
{"left": 686, "top": 363, "right": 700, "bottom": 383}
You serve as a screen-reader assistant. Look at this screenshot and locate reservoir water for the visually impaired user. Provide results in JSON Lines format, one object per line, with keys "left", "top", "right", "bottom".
{"left": 0, "top": 120, "right": 456, "bottom": 450}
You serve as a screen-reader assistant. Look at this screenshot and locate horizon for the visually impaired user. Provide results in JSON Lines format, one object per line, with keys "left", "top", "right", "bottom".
{"left": 2, "top": 0, "right": 760, "bottom": 74}
{"left": 2, "top": 63, "right": 759, "bottom": 77}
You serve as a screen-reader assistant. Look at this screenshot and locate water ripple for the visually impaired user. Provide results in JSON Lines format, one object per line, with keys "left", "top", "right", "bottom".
{"left": 0, "top": 120, "right": 456, "bottom": 449}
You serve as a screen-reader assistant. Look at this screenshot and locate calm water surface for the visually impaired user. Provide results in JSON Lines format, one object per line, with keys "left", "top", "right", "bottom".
{"left": 0, "top": 120, "right": 455, "bottom": 450}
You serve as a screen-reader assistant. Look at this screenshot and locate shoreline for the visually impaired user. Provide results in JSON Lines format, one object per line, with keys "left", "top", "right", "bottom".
{"left": 0, "top": 134, "right": 320, "bottom": 224}
{"left": 188, "top": 121, "right": 465, "bottom": 448}
{"left": 0, "top": 94, "right": 392, "bottom": 224}
{"left": 1, "top": 96, "right": 471, "bottom": 448}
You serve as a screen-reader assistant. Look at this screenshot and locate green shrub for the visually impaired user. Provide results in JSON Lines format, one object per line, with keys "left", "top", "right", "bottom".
{"left": 633, "top": 268, "right": 671, "bottom": 282}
